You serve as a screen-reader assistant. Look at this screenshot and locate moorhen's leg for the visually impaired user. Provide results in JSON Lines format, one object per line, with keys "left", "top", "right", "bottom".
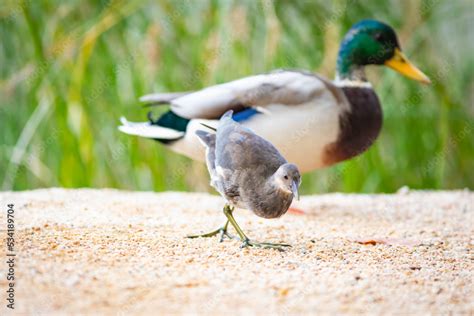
{"left": 187, "top": 219, "right": 233, "bottom": 241}
{"left": 222, "top": 204, "right": 291, "bottom": 251}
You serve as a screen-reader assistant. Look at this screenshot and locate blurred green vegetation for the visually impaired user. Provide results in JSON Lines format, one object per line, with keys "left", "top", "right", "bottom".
{"left": 1, "top": 0, "right": 473, "bottom": 193}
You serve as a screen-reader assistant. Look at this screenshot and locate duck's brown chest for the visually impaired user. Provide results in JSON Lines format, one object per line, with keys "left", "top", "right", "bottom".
{"left": 323, "top": 87, "right": 382, "bottom": 165}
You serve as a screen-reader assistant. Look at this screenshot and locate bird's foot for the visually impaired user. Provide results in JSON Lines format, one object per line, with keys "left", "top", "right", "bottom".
{"left": 187, "top": 221, "right": 234, "bottom": 242}
{"left": 187, "top": 227, "right": 230, "bottom": 241}
{"left": 240, "top": 238, "right": 291, "bottom": 251}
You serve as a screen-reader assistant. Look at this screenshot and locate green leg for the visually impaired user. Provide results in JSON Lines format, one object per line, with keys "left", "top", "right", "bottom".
{"left": 222, "top": 204, "right": 291, "bottom": 250}
{"left": 187, "top": 219, "right": 233, "bottom": 242}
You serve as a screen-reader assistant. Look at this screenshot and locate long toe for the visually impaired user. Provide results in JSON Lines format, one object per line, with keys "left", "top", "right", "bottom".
{"left": 240, "top": 239, "right": 291, "bottom": 251}
{"left": 187, "top": 228, "right": 223, "bottom": 239}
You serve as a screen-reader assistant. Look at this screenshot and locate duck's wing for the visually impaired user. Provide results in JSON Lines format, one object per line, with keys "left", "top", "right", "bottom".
{"left": 139, "top": 92, "right": 191, "bottom": 105}
{"left": 142, "top": 70, "right": 349, "bottom": 119}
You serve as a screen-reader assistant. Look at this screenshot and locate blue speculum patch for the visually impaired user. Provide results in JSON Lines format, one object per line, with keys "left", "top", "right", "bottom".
{"left": 232, "top": 108, "right": 260, "bottom": 122}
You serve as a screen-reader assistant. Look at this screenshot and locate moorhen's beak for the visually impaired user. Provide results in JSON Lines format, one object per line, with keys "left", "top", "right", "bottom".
{"left": 291, "top": 180, "right": 300, "bottom": 201}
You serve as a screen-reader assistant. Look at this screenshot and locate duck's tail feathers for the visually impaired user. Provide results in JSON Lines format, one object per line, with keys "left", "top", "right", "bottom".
{"left": 118, "top": 117, "right": 184, "bottom": 140}
{"left": 139, "top": 92, "right": 191, "bottom": 106}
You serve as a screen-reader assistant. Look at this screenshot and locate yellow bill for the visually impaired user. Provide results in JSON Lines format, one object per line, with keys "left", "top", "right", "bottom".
{"left": 385, "top": 48, "right": 431, "bottom": 84}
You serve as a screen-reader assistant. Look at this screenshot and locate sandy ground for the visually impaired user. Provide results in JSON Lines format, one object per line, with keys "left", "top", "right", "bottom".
{"left": 0, "top": 189, "right": 472, "bottom": 315}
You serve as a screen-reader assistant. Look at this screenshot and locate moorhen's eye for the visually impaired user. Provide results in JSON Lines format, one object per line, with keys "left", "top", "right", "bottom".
{"left": 284, "top": 175, "right": 288, "bottom": 180}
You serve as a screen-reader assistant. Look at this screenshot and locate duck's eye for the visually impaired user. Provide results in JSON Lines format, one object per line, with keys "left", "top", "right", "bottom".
{"left": 284, "top": 175, "right": 288, "bottom": 180}
{"left": 374, "top": 33, "right": 383, "bottom": 41}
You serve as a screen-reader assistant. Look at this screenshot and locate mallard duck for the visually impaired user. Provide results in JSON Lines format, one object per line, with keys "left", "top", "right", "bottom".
{"left": 119, "top": 20, "right": 430, "bottom": 173}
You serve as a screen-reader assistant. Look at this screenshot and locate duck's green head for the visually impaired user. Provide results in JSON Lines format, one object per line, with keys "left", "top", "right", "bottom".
{"left": 337, "top": 19, "right": 430, "bottom": 84}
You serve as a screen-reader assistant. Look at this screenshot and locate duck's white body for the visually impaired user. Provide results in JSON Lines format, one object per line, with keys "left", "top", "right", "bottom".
{"left": 176, "top": 100, "right": 343, "bottom": 172}
{"left": 119, "top": 70, "right": 366, "bottom": 173}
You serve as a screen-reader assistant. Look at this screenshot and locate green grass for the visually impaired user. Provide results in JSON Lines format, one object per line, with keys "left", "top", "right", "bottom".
{"left": 1, "top": 0, "right": 473, "bottom": 193}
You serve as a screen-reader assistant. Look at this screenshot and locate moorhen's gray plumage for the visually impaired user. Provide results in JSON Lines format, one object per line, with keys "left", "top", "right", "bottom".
{"left": 188, "top": 111, "right": 301, "bottom": 249}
